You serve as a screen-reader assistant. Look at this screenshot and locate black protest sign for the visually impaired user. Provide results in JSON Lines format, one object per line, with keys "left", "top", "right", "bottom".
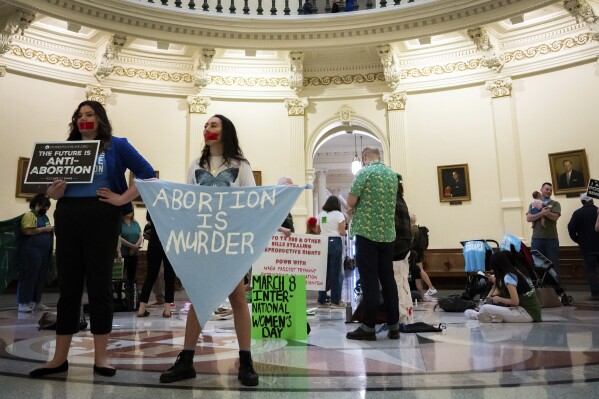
{"left": 587, "top": 179, "right": 599, "bottom": 199}
{"left": 25, "top": 141, "right": 100, "bottom": 183}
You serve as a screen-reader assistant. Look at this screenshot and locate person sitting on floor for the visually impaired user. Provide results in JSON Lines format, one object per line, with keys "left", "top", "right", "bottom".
{"left": 464, "top": 251, "right": 542, "bottom": 323}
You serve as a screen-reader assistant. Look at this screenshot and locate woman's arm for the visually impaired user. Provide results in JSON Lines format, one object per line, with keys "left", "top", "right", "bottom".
{"left": 491, "top": 284, "right": 519, "bottom": 306}
{"left": 338, "top": 220, "right": 346, "bottom": 236}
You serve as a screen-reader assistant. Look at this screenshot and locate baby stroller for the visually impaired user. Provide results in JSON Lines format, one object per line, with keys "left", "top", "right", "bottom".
{"left": 460, "top": 239, "right": 499, "bottom": 301}
{"left": 529, "top": 249, "right": 574, "bottom": 306}
{"left": 500, "top": 233, "right": 573, "bottom": 307}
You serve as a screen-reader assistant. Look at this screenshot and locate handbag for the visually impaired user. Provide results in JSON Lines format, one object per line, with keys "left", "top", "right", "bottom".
{"left": 535, "top": 287, "right": 562, "bottom": 308}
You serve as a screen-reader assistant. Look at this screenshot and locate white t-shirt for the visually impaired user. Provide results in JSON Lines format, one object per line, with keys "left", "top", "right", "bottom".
{"left": 187, "top": 155, "right": 255, "bottom": 187}
{"left": 317, "top": 210, "right": 345, "bottom": 237}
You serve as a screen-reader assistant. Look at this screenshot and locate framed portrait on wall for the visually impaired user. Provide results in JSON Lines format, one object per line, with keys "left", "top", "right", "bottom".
{"left": 129, "top": 171, "right": 159, "bottom": 206}
{"left": 548, "top": 149, "right": 589, "bottom": 195}
{"left": 15, "top": 157, "right": 49, "bottom": 199}
{"left": 437, "top": 164, "right": 471, "bottom": 202}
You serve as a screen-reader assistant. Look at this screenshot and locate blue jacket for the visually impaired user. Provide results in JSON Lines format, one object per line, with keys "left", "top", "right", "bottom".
{"left": 105, "top": 136, "right": 155, "bottom": 214}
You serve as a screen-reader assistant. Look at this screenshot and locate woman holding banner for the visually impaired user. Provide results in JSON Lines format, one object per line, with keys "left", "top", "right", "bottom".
{"left": 29, "top": 100, "right": 155, "bottom": 378}
{"left": 160, "top": 114, "right": 259, "bottom": 386}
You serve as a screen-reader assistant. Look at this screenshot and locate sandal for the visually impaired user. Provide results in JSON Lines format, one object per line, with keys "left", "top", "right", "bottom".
{"left": 162, "top": 310, "right": 172, "bottom": 318}
{"left": 137, "top": 310, "right": 150, "bottom": 317}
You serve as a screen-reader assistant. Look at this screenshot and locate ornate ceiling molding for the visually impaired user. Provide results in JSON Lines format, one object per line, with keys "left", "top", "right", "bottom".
{"left": 1, "top": 0, "right": 559, "bottom": 50}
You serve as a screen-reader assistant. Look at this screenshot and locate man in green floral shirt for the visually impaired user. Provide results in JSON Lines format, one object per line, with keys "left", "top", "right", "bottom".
{"left": 346, "top": 147, "right": 400, "bottom": 341}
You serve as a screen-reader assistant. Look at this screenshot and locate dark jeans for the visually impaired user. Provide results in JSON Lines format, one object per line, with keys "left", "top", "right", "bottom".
{"left": 54, "top": 197, "right": 120, "bottom": 335}
{"left": 17, "top": 237, "right": 52, "bottom": 305}
{"left": 355, "top": 235, "right": 399, "bottom": 328}
{"left": 531, "top": 238, "right": 560, "bottom": 281}
{"left": 318, "top": 237, "right": 344, "bottom": 305}
{"left": 582, "top": 253, "right": 599, "bottom": 296}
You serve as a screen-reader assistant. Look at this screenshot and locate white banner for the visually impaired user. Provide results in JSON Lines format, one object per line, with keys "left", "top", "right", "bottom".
{"left": 252, "top": 233, "right": 328, "bottom": 291}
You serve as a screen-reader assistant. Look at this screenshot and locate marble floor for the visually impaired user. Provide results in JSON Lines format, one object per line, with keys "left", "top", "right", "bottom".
{"left": 2, "top": 276, "right": 599, "bottom": 399}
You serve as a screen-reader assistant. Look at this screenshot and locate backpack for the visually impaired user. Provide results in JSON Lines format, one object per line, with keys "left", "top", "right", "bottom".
{"left": 416, "top": 226, "right": 429, "bottom": 251}
{"left": 435, "top": 294, "right": 476, "bottom": 312}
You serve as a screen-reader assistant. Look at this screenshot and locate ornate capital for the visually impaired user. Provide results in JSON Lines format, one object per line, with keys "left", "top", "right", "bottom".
{"left": 194, "top": 48, "right": 215, "bottom": 91}
{"left": 0, "top": 8, "right": 35, "bottom": 55}
{"left": 289, "top": 51, "right": 305, "bottom": 94}
{"left": 564, "top": 0, "right": 599, "bottom": 42}
{"left": 382, "top": 92, "right": 408, "bottom": 110}
{"left": 284, "top": 98, "right": 308, "bottom": 116}
{"left": 94, "top": 34, "right": 127, "bottom": 81}
{"left": 335, "top": 104, "right": 356, "bottom": 123}
{"left": 85, "top": 85, "right": 112, "bottom": 104}
{"left": 376, "top": 44, "right": 401, "bottom": 91}
{"left": 187, "top": 95, "right": 211, "bottom": 114}
{"left": 485, "top": 78, "right": 512, "bottom": 98}
{"left": 467, "top": 27, "right": 504, "bottom": 72}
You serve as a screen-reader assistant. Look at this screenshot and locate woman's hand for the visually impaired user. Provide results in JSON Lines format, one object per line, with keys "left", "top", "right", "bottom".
{"left": 97, "top": 187, "right": 125, "bottom": 206}
{"left": 277, "top": 227, "right": 292, "bottom": 237}
{"left": 47, "top": 180, "right": 67, "bottom": 200}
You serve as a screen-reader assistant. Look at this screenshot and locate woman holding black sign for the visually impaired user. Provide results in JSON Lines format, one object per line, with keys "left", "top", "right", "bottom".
{"left": 29, "top": 100, "right": 155, "bottom": 378}
{"left": 159, "top": 114, "right": 259, "bottom": 387}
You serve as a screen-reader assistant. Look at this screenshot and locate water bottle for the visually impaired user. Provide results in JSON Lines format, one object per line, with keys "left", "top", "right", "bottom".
{"left": 345, "top": 303, "right": 353, "bottom": 323}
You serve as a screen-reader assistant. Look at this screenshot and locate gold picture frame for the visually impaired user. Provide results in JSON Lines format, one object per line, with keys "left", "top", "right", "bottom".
{"left": 437, "top": 164, "right": 471, "bottom": 202}
{"left": 16, "top": 157, "right": 49, "bottom": 199}
{"left": 548, "top": 149, "right": 589, "bottom": 195}
{"left": 129, "top": 170, "right": 159, "bottom": 206}
{"left": 253, "top": 171, "right": 262, "bottom": 186}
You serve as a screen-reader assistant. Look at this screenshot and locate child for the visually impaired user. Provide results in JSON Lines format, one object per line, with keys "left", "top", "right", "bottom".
{"left": 529, "top": 191, "right": 546, "bottom": 228}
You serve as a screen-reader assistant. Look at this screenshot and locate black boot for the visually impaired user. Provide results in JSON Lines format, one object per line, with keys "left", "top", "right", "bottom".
{"left": 160, "top": 349, "right": 196, "bottom": 383}
{"left": 238, "top": 350, "right": 259, "bottom": 386}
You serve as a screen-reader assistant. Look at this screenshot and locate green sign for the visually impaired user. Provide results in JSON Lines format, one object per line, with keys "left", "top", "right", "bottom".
{"left": 251, "top": 274, "right": 307, "bottom": 340}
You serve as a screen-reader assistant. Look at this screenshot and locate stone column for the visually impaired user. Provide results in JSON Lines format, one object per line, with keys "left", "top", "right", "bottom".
{"left": 284, "top": 97, "right": 309, "bottom": 218}
{"left": 485, "top": 77, "right": 525, "bottom": 238}
{"left": 186, "top": 95, "right": 211, "bottom": 167}
{"left": 382, "top": 92, "right": 408, "bottom": 176}
{"left": 315, "top": 169, "right": 328, "bottom": 213}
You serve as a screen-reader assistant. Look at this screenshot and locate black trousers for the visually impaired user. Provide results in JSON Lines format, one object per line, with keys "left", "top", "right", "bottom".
{"left": 54, "top": 197, "right": 120, "bottom": 335}
{"left": 123, "top": 255, "right": 138, "bottom": 282}
{"left": 139, "top": 243, "right": 176, "bottom": 304}
{"left": 355, "top": 235, "right": 399, "bottom": 328}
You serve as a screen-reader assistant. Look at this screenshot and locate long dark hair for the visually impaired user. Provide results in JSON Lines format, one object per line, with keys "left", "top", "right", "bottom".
{"left": 322, "top": 195, "right": 341, "bottom": 212}
{"left": 68, "top": 100, "right": 113, "bottom": 152}
{"left": 489, "top": 251, "right": 532, "bottom": 292}
{"left": 198, "top": 114, "right": 248, "bottom": 170}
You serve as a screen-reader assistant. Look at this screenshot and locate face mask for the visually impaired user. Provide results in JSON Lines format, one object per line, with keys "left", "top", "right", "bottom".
{"left": 78, "top": 121, "right": 95, "bottom": 130}
{"left": 38, "top": 209, "right": 47, "bottom": 216}
{"left": 204, "top": 131, "right": 219, "bottom": 141}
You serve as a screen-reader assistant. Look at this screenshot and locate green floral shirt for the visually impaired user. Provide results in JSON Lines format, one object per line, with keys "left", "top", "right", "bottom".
{"left": 349, "top": 161, "right": 398, "bottom": 242}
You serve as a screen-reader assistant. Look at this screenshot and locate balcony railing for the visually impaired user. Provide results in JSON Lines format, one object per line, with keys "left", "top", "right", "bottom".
{"left": 138, "top": 0, "right": 416, "bottom": 15}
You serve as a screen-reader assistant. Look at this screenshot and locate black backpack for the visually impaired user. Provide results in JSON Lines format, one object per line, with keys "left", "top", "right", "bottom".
{"left": 435, "top": 295, "right": 476, "bottom": 312}
{"left": 417, "top": 226, "right": 429, "bottom": 251}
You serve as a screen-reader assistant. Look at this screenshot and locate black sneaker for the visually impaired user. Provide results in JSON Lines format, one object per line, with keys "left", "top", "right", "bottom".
{"left": 387, "top": 329, "right": 400, "bottom": 339}
{"left": 346, "top": 326, "right": 376, "bottom": 341}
